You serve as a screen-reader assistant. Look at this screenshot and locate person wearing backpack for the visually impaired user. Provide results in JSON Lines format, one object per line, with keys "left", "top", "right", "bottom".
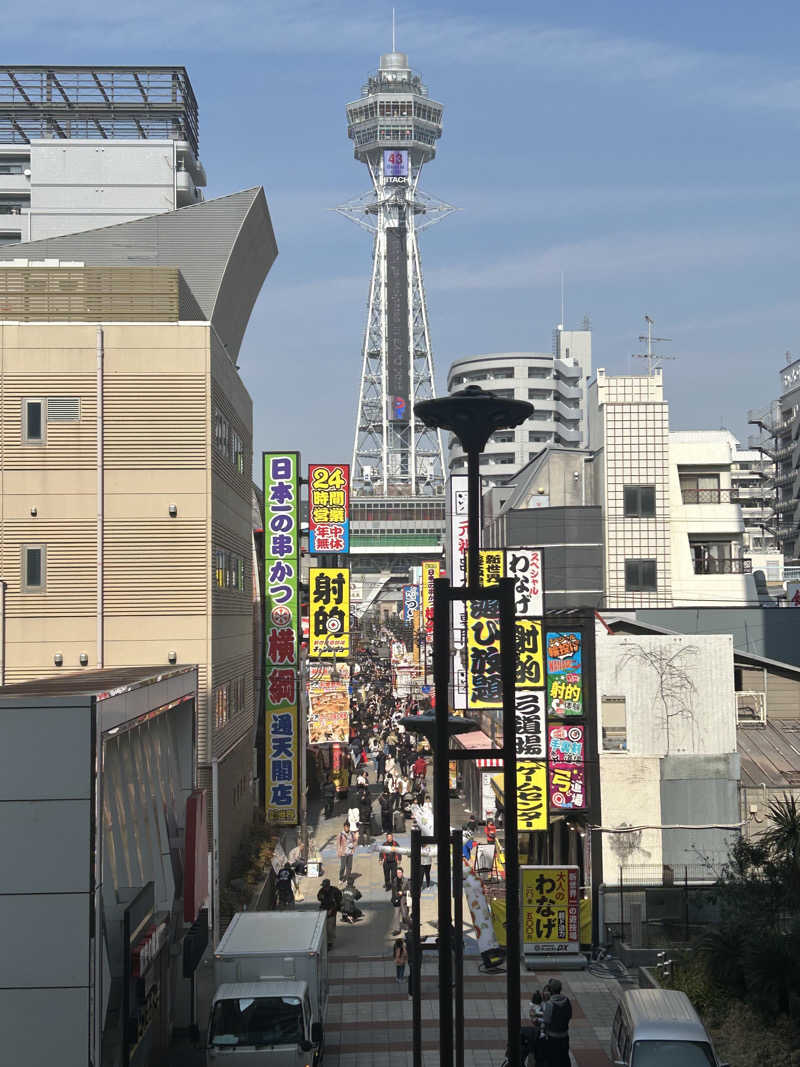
{"left": 541, "top": 978, "right": 572, "bottom": 1067}
{"left": 275, "top": 862, "right": 297, "bottom": 910}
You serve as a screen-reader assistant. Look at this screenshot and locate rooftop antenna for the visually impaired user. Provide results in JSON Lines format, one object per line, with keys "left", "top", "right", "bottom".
{"left": 392, "top": 7, "right": 396, "bottom": 51}
{"left": 560, "top": 271, "right": 565, "bottom": 329}
{"left": 632, "top": 314, "right": 676, "bottom": 376}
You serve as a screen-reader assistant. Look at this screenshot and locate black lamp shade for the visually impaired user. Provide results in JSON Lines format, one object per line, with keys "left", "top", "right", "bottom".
{"left": 415, "top": 385, "right": 534, "bottom": 455}
{"left": 399, "top": 713, "right": 480, "bottom": 745}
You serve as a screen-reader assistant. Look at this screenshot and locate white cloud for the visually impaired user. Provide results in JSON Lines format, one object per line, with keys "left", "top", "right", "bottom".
{"left": 422, "top": 225, "right": 800, "bottom": 293}
{"left": 7, "top": 1, "right": 800, "bottom": 119}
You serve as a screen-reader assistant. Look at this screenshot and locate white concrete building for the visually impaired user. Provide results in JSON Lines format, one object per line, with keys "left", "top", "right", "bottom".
{"left": 0, "top": 66, "right": 206, "bottom": 245}
{"left": 447, "top": 323, "right": 592, "bottom": 483}
{"left": 588, "top": 369, "right": 673, "bottom": 608}
{"left": 596, "top": 626, "right": 740, "bottom": 881}
{"left": 669, "top": 431, "right": 759, "bottom": 605}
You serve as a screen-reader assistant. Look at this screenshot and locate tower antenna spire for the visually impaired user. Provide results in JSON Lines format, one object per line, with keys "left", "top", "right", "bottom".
{"left": 337, "top": 47, "right": 452, "bottom": 499}
{"left": 560, "top": 271, "right": 565, "bottom": 328}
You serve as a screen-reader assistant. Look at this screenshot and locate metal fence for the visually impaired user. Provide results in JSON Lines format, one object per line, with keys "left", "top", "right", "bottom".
{"left": 603, "top": 866, "right": 722, "bottom": 949}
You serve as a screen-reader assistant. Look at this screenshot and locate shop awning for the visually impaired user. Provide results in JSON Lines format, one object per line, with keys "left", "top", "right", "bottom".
{"left": 453, "top": 729, "right": 504, "bottom": 769}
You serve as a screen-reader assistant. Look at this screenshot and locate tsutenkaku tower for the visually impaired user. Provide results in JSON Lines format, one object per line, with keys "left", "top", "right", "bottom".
{"left": 339, "top": 50, "right": 453, "bottom": 496}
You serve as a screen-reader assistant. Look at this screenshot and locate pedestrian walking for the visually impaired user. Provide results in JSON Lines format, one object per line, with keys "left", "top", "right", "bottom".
{"left": 337, "top": 822, "right": 357, "bottom": 883}
{"left": 390, "top": 866, "right": 410, "bottom": 933}
{"left": 321, "top": 776, "right": 335, "bottom": 819}
{"left": 485, "top": 817, "right": 497, "bottom": 844}
{"left": 379, "top": 790, "right": 393, "bottom": 834}
{"left": 420, "top": 850, "right": 432, "bottom": 888}
{"left": 275, "top": 862, "right": 296, "bottom": 910}
{"left": 358, "top": 794, "right": 372, "bottom": 845}
{"left": 317, "top": 879, "right": 342, "bottom": 949}
{"left": 376, "top": 749, "right": 387, "bottom": 782}
{"left": 380, "top": 832, "right": 399, "bottom": 890}
{"left": 412, "top": 753, "right": 427, "bottom": 787}
{"left": 393, "top": 937, "right": 408, "bottom": 983}
{"left": 541, "top": 978, "right": 572, "bottom": 1067}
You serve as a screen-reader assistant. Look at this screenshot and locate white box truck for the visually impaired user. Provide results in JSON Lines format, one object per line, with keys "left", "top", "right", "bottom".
{"left": 207, "top": 911, "right": 328, "bottom": 1067}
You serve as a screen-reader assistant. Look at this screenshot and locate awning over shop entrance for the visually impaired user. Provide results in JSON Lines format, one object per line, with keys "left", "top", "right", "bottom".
{"left": 453, "top": 729, "right": 504, "bottom": 768}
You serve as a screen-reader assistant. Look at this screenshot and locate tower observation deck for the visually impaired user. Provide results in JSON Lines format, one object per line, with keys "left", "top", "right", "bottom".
{"left": 339, "top": 51, "right": 452, "bottom": 509}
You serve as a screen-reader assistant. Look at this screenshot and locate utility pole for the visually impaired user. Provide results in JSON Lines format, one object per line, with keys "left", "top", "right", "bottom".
{"left": 632, "top": 314, "right": 676, "bottom": 376}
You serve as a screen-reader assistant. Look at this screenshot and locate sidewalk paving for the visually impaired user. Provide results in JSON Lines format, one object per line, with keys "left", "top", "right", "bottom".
{"left": 295, "top": 771, "right": 621, "bottom": 1067}
{"left": 170, "top": 760, "right": 623, "bottom": 1066}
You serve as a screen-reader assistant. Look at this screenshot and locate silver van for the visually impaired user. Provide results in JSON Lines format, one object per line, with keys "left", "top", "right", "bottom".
{"left": 611, "top": 988, "right": 729, "bottom": 1066}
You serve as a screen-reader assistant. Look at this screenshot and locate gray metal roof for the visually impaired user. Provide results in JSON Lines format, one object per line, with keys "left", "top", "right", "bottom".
{"left": 738, "top": 720, "right": 800, "bottom": 788}
{"left": 0, "top": 665, "right": 193, "bottom": 699}
{"left": 0, "top": 187, "right": 277, "bottom": 360}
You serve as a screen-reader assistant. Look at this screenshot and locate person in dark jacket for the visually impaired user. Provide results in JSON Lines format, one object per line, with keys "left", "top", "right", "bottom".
{"left": 390, "top": 866, "right": 410, "bottom": 934}
{"left": 541, "top": 978, "right": 572, "bottom": 1067}
{"left": 380, "top": 833, "right": 399, "bottom": 890}
{"left": 340, "top": 879, "right": 363, "bottom": 923}
{"left": 317, "top": 879, "right": 342, "bottom": 948}
{"left": 379, "top": 790, "right": 394, "bottom": 834}
{"left": 321, "top": 776, "right": 335, "bottom": 818}
{"left": 358, "top": 794, "right": 373, "bottom": 845}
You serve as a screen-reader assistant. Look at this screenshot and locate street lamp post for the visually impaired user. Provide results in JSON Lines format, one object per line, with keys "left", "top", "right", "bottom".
{"left": 413, "top": 386, "right": 534, "bottom": 1067}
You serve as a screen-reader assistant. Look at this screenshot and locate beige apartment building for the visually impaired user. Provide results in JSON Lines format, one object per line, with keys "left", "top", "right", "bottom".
{"left": 0, "top": 188, "right": 277, "bottom": 892}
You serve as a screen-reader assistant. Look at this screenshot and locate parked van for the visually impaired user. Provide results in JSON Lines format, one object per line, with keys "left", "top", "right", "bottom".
{"left": 611, "top": 989, "right": 728, "bottom": 1066}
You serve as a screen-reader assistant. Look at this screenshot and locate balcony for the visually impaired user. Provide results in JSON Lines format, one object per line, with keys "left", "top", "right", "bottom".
{"left": 680, "top": 488, "right": 736, "bottom": 504}
{"left": 693, "top": 557, "right": 752, "bottom": 575}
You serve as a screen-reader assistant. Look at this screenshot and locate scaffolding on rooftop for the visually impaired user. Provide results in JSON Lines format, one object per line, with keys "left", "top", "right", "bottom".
{"left": 0, "top": 66, "right": 199, "bottom": 155}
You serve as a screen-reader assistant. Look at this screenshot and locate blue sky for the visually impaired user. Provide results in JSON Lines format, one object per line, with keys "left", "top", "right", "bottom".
{"left": 8, "top": 1, "right": 800, "bottom": 469}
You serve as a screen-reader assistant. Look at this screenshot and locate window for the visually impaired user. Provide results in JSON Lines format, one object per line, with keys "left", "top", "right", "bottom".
{"left": 213, "top": 547, "right": 246, "bottom": 591}
{"left": 528, "top": 389, "right": 552, "bottom": 400}
{"left": 23, "top": 398, "right": 44, "bottom": 443}
{"left": 527, "top": 367, "right": 550, "bottom": 379}
{"left": 623, "top": 485, "right": 656, "bottom": 517}
{"left": 22, "top": 545, "right": 45, "bottom": 592}
{"left": 679, "top": 473, "right": 724, "bottom": 504}
{"left": 214, "top": 407, "right": 248, "bottom": 475}
{"left": 213, "top": 408, "right": 230, "bottom": 457}
{"left": 231, "top": 430, "right": 246, "bottom": 474}
{"left": 601, "top": 697, "right": 627, "bottom": 750}
{"left": 624, "top": 558, "right": 657, "bottom": 592}
{"left": 214, "top": 675, "right": 247, "bottom": 730}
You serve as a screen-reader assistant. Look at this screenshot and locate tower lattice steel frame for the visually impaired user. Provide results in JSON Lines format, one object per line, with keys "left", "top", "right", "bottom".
{"left": 338, "top": 51, "right": 453, "bottom": 497}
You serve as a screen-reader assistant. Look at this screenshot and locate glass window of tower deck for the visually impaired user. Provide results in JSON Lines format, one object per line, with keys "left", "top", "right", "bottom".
{"left": 347, "top": 53, "right": 443, "bottom": 163}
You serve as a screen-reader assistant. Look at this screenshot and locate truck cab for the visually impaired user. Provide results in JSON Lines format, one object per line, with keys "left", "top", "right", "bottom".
{"left": 208, "top": 979, "right": 323, "bottom": 1067}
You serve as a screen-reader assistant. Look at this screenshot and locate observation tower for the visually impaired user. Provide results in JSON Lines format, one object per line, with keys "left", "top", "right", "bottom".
{"left": 339, "top": 50, "right": 453, "bottom": 500}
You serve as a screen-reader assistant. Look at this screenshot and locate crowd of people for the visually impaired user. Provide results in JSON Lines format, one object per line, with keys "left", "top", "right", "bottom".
{"left": 321, "top": 689, "right": 433, "bottom": 848}
{"left": 311, "top": 653, "right": 436, "bottom": 951}
{"left": 308, "top": 645, "right": 575, "bottom": 1066}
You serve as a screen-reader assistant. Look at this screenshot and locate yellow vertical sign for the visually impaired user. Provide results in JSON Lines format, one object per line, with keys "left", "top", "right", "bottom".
{"left": 309, "top": 567, "right": 350, "bottom": 658}
{"left": 517, "top": 760, "right": 548, "bottom": 830}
